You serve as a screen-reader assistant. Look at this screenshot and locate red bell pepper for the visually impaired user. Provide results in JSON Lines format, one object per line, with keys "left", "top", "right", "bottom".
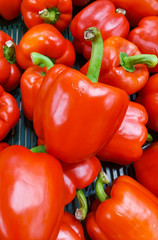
{"left": 72, "top": 0, "right": 91, "bottom": 6}
{"left": 134, "top": 141, "right": 158, "bottom": 198}
{"left": 70, "top": 0, "right": 129, "bottom": 60}
{"left": 34, "top": 141, "right": 102, "bottom": 205}
{"left": 128, "top": 16, "right": 158, "bottom": 73}
{"left": 0, "top": 86, "right": 20, "bottom": 141}
{"left": 86, "top": 171, "right": 158, "bottom": 240}
{"left": 97, "top": 101, "right": 148, "bottom": 165}
{"left": 57, "top": 211, "right": 85, "bottom": 240}
{"left": 80, "top": 36, "right": 158, "bottom": 95}
{"left": 21, "top": 0, "right": 72, "bottom": 32}
{"left": 136, "top": 73, "right": 158, "bottom": 132}
{"left": 20, "top": 56, "right": 54, "bottom": 121}
{"left": 0, "top": 145, "right": 65, "bottom": 240}
{"left": 32, "top": 27, "right": 129, "bottom": 163}
{"left": 0, "top": 0, "right": 21, "bottom": 20}
{"left": 62, "top": 156, "right": 102, "bottom": 205}
{"left": 16, "top": 23, "right": 75, "bottom": 70}
{"left": 0, "top": 31, "right": 22, "bottom": 92}
{"left": 109, "top": 0, "right": 158, "bottom": 27}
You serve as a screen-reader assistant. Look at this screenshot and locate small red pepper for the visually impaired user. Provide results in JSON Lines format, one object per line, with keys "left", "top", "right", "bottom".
{"left": 34, "top": 142, "right": 102, "bottom": 205}
{"left": 33, "top": 27, "right": 129, "bottom": 164}
{"left": 57, "top": 211, "right": 85, "bottom": 240}
{"left": 20, "top": 56, "right": 54, "bottom": 121}
{"left": 86, "top": 171, "right": 158, "bottom": 240}
{"left": 0, "top": 86, "right": 20, "bottom": 141}
{"left": 134, "top": 141, "right": 158, "bottom": 198}
{"left": 0, "top": 0, "right": 22, "bottom": 20}
{"left": 128, "top": 16, "right": 158, "bottom": 73}
{"left": 21, "top": 0, "right": 72, "bottom": 32}
{"left": 97, "top": 101, "right": 148, "bottom": 165}
{"left": 136, "top": 73, "right": 158, "bottom": 132}
{"left": 0, "top": 31, "right": 22, "bottom": 92}
{"left": 16, "top": 23, "right": 75, "bottom": 70}
{"left": 70, "top": 0, "right": 129, "bottom": 60}
{"left": 62, "top": 155, "right": 102, "bottom": 205}
{"left": 0, "top": 145, "right": 65, "bottom": 240}
{"left": 80, "top": 36, "right": 158, "bottom": 95}
{"left": 109, "top": 0, "right": 158, "bottom": 27}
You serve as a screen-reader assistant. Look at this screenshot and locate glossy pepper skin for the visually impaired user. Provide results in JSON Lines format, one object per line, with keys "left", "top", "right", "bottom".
{"left": 62, "top": 156, "right": 102, "bottom": 205}
{"left": 0, "top": 31, "right": 22, "bottom": 92}
{"left": 128, "top": 16, "right": 158, "bottom": 73}
{"left": 0, "top": 0, "right": 21, "bottom": 20}
{"left": 16, "top": 24, "right": 75, "bottom": 70}
{"left": 0, "top": 145, "right": 65, "bottom": 240}
{"left": 0, "top": 86, "right": 20, "bottom": 141}
{"left": 134, "top": 141, "right": 158, "bottom": 198}
{"left": 80, "top": 36, "right": 151, "bottom": 95}
{"left": 136, "top": 73, "right": 158, "bottom": 132}
{"left": 33, "top": 28, "right": 129, "bottom": 164}
{"left": 21, "top": 0, "right": 72, "bottom": 32}
{"left": 33, "top": 64, "right": 128, "bottom": 163}
{"left": 97, "top": 101, "right": 148, "bottom": 165}
{"left": 109, "top": 0, "right": 158, "bottom": 27}
{"left": 57, "top": 212, "right": 85, "bottom": 240}
{"left": 86, "top": 173, "right": 158, "bottom": 240}
{"left": 70, "top": 0, "right": 129, "bottom": 60}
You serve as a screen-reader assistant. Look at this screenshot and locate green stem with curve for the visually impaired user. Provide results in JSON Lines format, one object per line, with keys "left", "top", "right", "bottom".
{"left": 95, "top": 171, "right": 110, "bottom": 202}
{"left": 84, "top": 27, "right": 103, "bottom": 83}
{"left": 75, "top": 189, "right": 88, "bottom": 221}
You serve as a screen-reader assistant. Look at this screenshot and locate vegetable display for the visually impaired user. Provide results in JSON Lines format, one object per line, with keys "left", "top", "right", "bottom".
{"left": 1, "top": 1, "right": 158, "bottom": 240}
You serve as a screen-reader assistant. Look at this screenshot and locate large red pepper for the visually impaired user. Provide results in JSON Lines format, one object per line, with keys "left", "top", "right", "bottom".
{"left": 128, "top": 16, "right": 158, "bottom": 73}
{"left": 0, "top": 145, "right": 65, "bottom": 240}
{"left": 136, "top": 73, "right": 158, "bottom": 132}
{"left": 20, "top": 56, "right": 54, "bottom": 121}
{"left": 80, "top": 36, "right": 158, "bottom": 95}
{"left": 97, "top": 101, "right": 148, "bottom": 165}
{"left": 0, "top": 86, "right": 20, "bottom": 141}
{"left": 33, "top": 27, "right": 129, "bottom": 164}
{"left": 0, "top": 31, "right": 22, "bottom": 92}
{"left": 57, "top": 212, "right": 85, "bottom": 240}
{"left": 109, "top": 0, "right": 158, "bottom": 27}
{"left": 70, "top": 0, "right": 129, "bottom": 60}
{"left": 0, "top": 0, "right": 21, "bottom": 20}
{"left": 86, "top": 172, "right": 158, "bottom": 240}
{"left": 21, "top": 0, "right": 72, "bottom": 32}
{"left": 134, "top": 141, "right": 158, "bottom": 198}
{"left": 16, "top": 23, "right": 75, "bottom": 70}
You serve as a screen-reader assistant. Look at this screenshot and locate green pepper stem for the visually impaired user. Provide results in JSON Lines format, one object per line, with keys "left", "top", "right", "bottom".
{"left": 75, "top": 189, "right": 88, "bottom": 221}
{"left": 39, "top": 7, "right": 60, "bottom": 24}
{"left": 30, "top": 145, "right": 47, "bottom": 153}
{"left": 31, "top": 52, "right": 54, "bottom": 72}
{"left": 3, "top": 40, "right": 16, "bottom": 64}
{"left": 120, "top": 52, "right": 158, "bottom": 72}
{"left": 95, "top": 171, "right": 110, "bottom": 202}
{"left": 146, "top": 133, "right": 153, "bottom": 143}
{"left": 84, "top": 27, "right": 103, "bottom": 83}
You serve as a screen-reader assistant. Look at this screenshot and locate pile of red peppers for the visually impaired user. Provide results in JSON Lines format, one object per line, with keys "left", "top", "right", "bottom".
{"left": 1, "top": 0, "right": 158, "bottom": 239}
